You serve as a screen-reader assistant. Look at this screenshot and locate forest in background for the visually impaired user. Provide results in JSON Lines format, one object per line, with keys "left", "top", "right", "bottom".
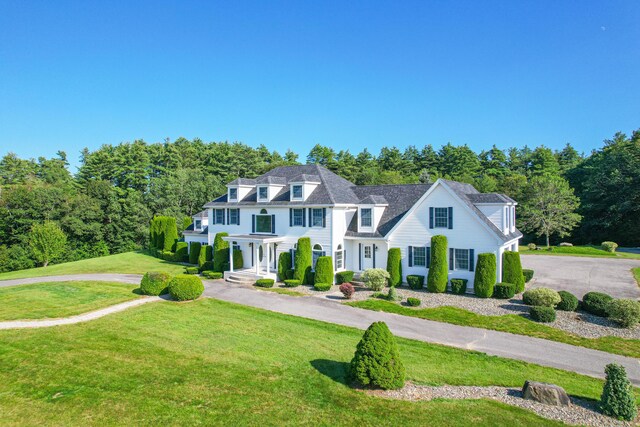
{"left": 0, "top": 128, "right": 638, "bottom": 272}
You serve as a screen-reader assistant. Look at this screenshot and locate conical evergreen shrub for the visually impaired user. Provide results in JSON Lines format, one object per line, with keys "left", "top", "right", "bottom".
{"left": 502, "top": 251, "right": 525, "bottom": 293}
{"left": 474, "top": 253, "right": 496, "bottom": 298}
{"left": 386, "top": 248, "right": 402, "bottom": 287}
{"left": 213, "top": 232, "right": 229, "bottom": 272}
{"left": 294, "top": 237, "right": 312, "bottom": 284}
{"left": 427, "top": 235, "right": 448, "bottom": 293}
{"left": 600, "top": 363, "right": 637, "bottom": 421}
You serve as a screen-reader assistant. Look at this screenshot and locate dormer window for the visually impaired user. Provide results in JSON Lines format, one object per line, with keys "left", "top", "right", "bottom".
{"left": 194, "top": 219, "right": 202, "bottom": 230}
{"left": 229, "top": 188, "right": 238, "bottom": 201}
{"left": 360, "top": 208, "right": 372, "bottom": 228}
{"left": 258, "top": 186, "right": 268, "bottom": 201}
{"left": 291, "top": 185, "right": 303, "bottom": 200}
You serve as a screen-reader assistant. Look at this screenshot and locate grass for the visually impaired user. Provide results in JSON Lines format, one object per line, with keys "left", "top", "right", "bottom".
{"left": 0, "top": 251, "right": 187, "bottom": 280}
{"left": 257, "top": 287, "right": 306, "bottom": 296}
{"left": 347, "top": 299, "right": 640, "bottom": 358}
{"left": 520, "top": 245, "right": 640, "bottom": 259}
{"left": 0, "top": 281, "right": 140, "bottom": 320}
{"left": 633, "top": 268, "right": 640, "bottom": 287}
{"left": 0, "top": 298, "right": 623, "bottom": 426}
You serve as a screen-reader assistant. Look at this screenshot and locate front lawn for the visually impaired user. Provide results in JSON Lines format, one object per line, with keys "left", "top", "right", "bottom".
{"left": 0, "top": 281, "right": 140, "bottom": 320}
{"left": 0, "top": 298, "right": 619, "bottom": 425}
{"left": 347, "top": 299, "right": 640, "bottom": 358}
{"left": 0, "top": 251, "right": 186, "bottom": 280}
{"left": 520, "top": 245, "right": 640, "bottom": 259}
{"left": 634, "top": 268, "right": 640, "bottom": 287}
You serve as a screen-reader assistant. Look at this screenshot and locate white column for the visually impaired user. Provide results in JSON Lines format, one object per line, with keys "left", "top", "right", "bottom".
{"left": 255, "top": 243, "right": 260, "bottom": 275}
{"left": 229, "top": 242, "right": 234, "bottom": 273}
{"left": 266, "top": 242, "right": 271, "bottom": 277}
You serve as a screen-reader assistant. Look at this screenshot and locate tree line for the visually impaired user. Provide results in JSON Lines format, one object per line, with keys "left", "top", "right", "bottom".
{"left": 0, "top": 130, "right": 638, "bottom": 272}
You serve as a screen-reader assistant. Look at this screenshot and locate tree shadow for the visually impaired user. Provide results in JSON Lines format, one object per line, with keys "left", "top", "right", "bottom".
{"left": 310, "top": 359, "right": 350, "bottom": 385}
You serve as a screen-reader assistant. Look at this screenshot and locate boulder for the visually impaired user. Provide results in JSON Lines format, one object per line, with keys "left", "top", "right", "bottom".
{"left": 558, "top": 242, "right": 573, "bottom": 247}
{"left": 522, "top": 381, "right": 570, "bottom": 406}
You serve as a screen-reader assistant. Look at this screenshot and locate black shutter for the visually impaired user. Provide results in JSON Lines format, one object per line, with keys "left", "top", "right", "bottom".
{"left": 449, "top": 248, "right": 454, "bottom": 270}
{"left": 408, "top": 246, "right": 413, "bottom": 267}
{"left": 237, "top": 209, "right": 240, "bottom": 226}
{"left": 221, "top": 209, "right": 225, "bottom": 225}
{"left": 469, "top": 249, "right": 475, "bottom": 272}
{"left": 322, "top": 208, "right": 326, "bottom": 228}
{"left": 250, "top": 243, "right": 254, "bottom": 266}
{"left": 289, "top": 209, "right": 293, "bottom": 227}
{"left": 271, "top": 214, "right": 275, "bottom": 234}
{"left": 372, "top": 244, "right": 376, "bottom": 268}
{"left": 448, "top": 207, "right": 453, "bottom": 229}
{"left": 252, "top": 215, "right": 256, "bottom": 233}
{"left": 289, "top": 248, "right": 295, "bottom": 265}
{"left": 429, "top": 207, "right": 434, "bottom": 229}
{"left": 426, "top": 246, "right": 431, "bottom": 268}
{"left": 358, "top": 244, "right": 362, "bottom": 270}
{"left": 302, "top": 208, "right": 306, "bottom": 227}
{"left": 226, "top": 209, "right": 229, "bottom": 225}
{"left": 308, "top": 209, "right": 312, "bottom": 227}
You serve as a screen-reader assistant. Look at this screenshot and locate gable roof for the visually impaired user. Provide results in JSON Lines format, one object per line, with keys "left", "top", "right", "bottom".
{"left": 466, "top": 193, "right": 516, "bottom": 204}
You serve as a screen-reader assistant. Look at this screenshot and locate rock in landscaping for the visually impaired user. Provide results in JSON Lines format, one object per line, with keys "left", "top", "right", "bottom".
{"left": 558, "top": 242, "right": 573, "bottom": 247}
{"left": 522, "top": 381, "right": 570, "bottom": 406}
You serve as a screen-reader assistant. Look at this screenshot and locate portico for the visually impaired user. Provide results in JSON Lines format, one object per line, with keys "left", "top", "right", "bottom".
{"left": 222, "top": 234, "right": 285, "bottom": 280}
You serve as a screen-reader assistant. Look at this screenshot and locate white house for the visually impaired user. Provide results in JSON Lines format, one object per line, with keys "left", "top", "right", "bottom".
{"left": 183, "top": 164, "right": 521, "bottom": 289}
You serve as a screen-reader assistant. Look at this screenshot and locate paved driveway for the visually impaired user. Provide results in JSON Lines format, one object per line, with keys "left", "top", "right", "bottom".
{"left": 521, "top": 255, "right": 640, "bottom": 299}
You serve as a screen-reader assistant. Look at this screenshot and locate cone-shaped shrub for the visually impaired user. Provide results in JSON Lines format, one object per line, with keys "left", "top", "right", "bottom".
{"left": 213, "top": 232, "right": 229, "bottom": 272}
{"left": 349, "top": 321, "right": 405, "bottom": 390}
{"left": 198, "top": 245, "right": 213, "bottom": 268}
{"left": 161, "top": 216, "right": 178, "bottom": 252}
{"left": 175, "top": 242, "right": 188, "bottom": 262}
{"left": 140, "top": 272, "right": 172, "bottom": 296}
{"left": 278, "top": 251, "right": 292, "bottom": 281}
{"left": 386, "top": 248, "right": 402, "bottom": 287}
{"left": 188, "top": 242, "right": 201, "bottom": 265}
{"left": 314, "top": 256, "right": 334, "bottom": 284}
{"left": 233, "top": 249, "right": 243, "bottom": 269}
{"left": 474, "top": 253, "right": 496, "bottom": 298}
{"left": 427, "top": 235, "right": 448, "bottom": 293}
{"left": 600, "top": 363, "right": 637, "bottom": 421}
{"left": 294, "top": 237, "right": 312, "bottom": 284}
{"left": 502, "top": 251, "right": 525, "bottom": 293}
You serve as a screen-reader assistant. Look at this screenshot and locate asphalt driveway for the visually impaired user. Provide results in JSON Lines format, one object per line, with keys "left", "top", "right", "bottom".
{"left": 521, "top": 255, "right": 640, "bottom": 299}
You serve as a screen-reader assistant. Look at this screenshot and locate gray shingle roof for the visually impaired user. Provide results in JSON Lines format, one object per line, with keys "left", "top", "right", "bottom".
{"left": 256, "top": 176, "right": 288, "bottom": 185}
{"left": 182, "top": 225, "right": 208, "bottom": 235}
{"left": 228, "top": 177, "right": 257, "bottom": 186}
{"left": 192, "top": 210, "right": 207, "bottom": 218}
{"left": 466, "top": 193, "right": 516, "bottom": 204}
{"left": 290, "top": 174, "right": 321, "bottom": 183}
{"left": 359, "top": 195, "right": 388, "bottom": 205}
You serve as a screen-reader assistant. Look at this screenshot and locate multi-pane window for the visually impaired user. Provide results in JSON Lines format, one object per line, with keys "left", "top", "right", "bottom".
{"left": 335, "top": 244, "right": 344, "bottom": 269}
{"left": 311, "top": 208, "right": 323, "bottom": 227}
{"left": 292, "top": 185, "right": 303, "bottom": 199}
{"left": 360, "top": 208, "right": 372, "bottom": 227}
{"left": 256, "top": 209, "right": 271, "bottom": 233}
{"left": 363, "top": 245, "right": 372, "bottom": 259}
{"left": 214, "top": 209, "right": 225, "bottom": 224}
{"left": 229, "top": 188, "right": 237, "bottom": 201}
{"left": 413, "top": 247, "right": 426, "bottom": 266}
{"left": 258, "top": 186, "right": 268, "bottom": 201}
{"left": 312, "top": 244, "right": 323, "bottom": 269}
{"left": 454, "top": 249, "right": 469, "bottom": 270}
{"left": 434, "top": 207, "right": 448, "bottom": 228}
{"left": 229, "top": 208, "right": 239, "bottom": 225}
{"left": 292, "top": 208, "right": 304, "bottom": 226}
{"left": 194, "top": 219, "right": 202, "bottom": 230}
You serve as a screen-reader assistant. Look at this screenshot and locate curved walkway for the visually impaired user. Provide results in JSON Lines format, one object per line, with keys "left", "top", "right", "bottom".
{"left": 1, "top": 274, "right": 639, "bottom": 385}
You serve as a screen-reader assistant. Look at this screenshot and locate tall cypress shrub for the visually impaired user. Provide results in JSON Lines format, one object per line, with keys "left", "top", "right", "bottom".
{"left": 386, "top": 248, "right": 402, "bottom": 287}
{"left": 314, "top": 256, "right": 334, "bottom": 284}
{"left": 213, "top": 232, "right": 229, "bottom": 273}
{"left": 199, "top": 244, "right": 213, "bottom": 268}
{"left": 189, "top": 242, "right": 201, "bottom": 265}
{"left": 294, "top": 237, "right": 312, "bottom": 284}
{"left": 427, "top": 235, "right": 448, "bottom": 293}
{"left": 162, "top": 216, "right": 178, "bottom": 252}
{"left": 278, "top": 251, "right": 292, "bottom": 281}
{"left": 474, "top": 253, "right": 496, "bottom": 298}
{"left": 502, "top": 251, "right": 525, "bottom": 293}
{"left": 175, "top": 242, "right": 189, "bottom": 262}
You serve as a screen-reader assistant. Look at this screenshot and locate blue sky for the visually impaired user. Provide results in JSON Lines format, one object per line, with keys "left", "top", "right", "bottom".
{"left": 1, "top": 0, "right": 639, "bottom": 170}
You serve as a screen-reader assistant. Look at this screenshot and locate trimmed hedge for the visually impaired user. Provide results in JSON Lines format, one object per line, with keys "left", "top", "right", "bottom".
{"left": 557, "top": 290, "right": 579, "bottom": 311}
{"left": 233, "top": 249, "right": 243, "bottom": 270}
{"left": 339, "top": 282, "right": 355, "bottom": 299}
{"left": 203, "top": 271, "right": 223, "bottom": 279}
{"left": 336, "top": 270, "right": 354, "bottom": 285}
{"left": 427, "top": 235, "right": 448, "bottom": 293}
{"left": 175, "top": 242, "right": 189, "bottom": 262}
{"left": 582, "top": 291, "right": 613, "bottom": 317}
{"left": 493, "top": 282, "right": 516, "bottom": 299}
{"left": 529, "top": 306, "right": 556, "bottom": 322}
{"left": 315, "top": 256, "right": 334, "bottom": 285}
{"left": 199, "top": 261, "right": 214, "bottom": 272}
{"left": 168, "top": 274, "right": 204, "bottom": 301}
{"left": 523, "top": 269, "right": 534, "bottom": 283}
{"left": 407, "top": 297, "right": 421, "bottom": 307}
{"left": 502, "top": 251, "right": 525, "bottom": 293}
{"left": 406, "top": 275, "right": 424, "bottom": 290}
{"left": 278, "top": 252, "right": 292, "bottom": 281}
{"left": 600, "top": 363, "right": 637, "bottom": 421}
{"left": 198, "top": 244, "right": 213, "bottom": 269}
{"left": 184, "top": 266, "right": 199, "bottom": 274}
{"left": 349, "top": 321, "right": 405, "bottom": 390}
{"left": 386, "top": 248, "right": 402, "bottom": 287}
{"left": 140, "top": 272, "right": 172, "bottom": 296}
{"left": 255, "top": 279, "right": 275, "bottom": 288}
{"left": 149, "top": 216, "right": 178, "bottom": 251}
{"left": 284, "top": 279, "right": 301, "bottom": 287}
{"left": 294, "top": 237, "right": 312, "bottom": 284}
{"left": 314, "top": 282, "right": 332, "bottom": 291}
{"left": 188, "top": 242, "right": 201, "bottom": 265}
{"left": 606, "top": 299, "right": 640, "bottom": 328}
{"left": 449, "top": 278, "right": 468, "bottom": 295}
{"left": 213, "top": 232, "right": 229, "bottom": 272}
{"left": 473, "top": 253, "right": 496, "bottom": 298}
{"left": 522, "top": 287, "right": 561, "bottom": 307}
{"left": 286, "top": 269, "right": 295, "bottom": 280}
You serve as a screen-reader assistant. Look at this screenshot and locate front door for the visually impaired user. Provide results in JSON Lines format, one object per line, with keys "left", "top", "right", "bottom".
{"left": 258, "top": 244, "right": 274, "bottom": 273}
{"left": 362, "top": 244, "right": 373, "bottom": 270}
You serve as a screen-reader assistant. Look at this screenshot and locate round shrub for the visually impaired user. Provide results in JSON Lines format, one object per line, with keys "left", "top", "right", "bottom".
{"left": 168, "top": 274, "right": 204, "bottom": 301}
{"left": 427, "top": 235, "right": 448, "bottom": 293}
{"left": 606, "top": 299, "right": 640, "bottom": 328}
{"left": 529, "top": 306, "right": 556, "bottom": 323}
{"left": 502, "top": 251, "right": 525, "bottom": 293}
{"left": 294, "top": 237, "right": 312, "bottom": 284}
{"left": 386, "top": 248, "right": 402, "bottom": 287}
{"left": 600, "top": 363, "right": 637, "bottom": 421}
{"left": 406, "top": 275, "right": 424, "bottom": 290}
{"left": 449, "top": 278, "right": 468, "bottom": 295}
{"left": 407, "top": 297, "right": 421, "bottom": 307}
{"left": 283, "top": 279, "right": 301, "bottom": 288}
{"left": 336, "top": 271, "right": 354, "bottom": 284}
{"left": 278, "top": 251, "right": 292, "bottom": 281}
{"left": 556, "top": 290, "right": 579, "bottom": 311}
{"left": 522, "top": 287, "right": 561, "bottom": 307}
{"left": 493, "top": 282, "right": 516, "bottom": 299}
{"left": 522, "top": 269, "right": 534, "bottom": 283}
{"left": 255, "top": 279, "right": 275, "bottom": 288}
{"left": 473, "top": 253, "right": 496, "bottom": 298}
{"left": 582, "top": 291, "right": 613, "bottom": 317}
{"left": 362, "top": 268, "right": 390, "bottom": 291}
{"left": 140, "top": 272, "right": 172, "bottom": 296}
{"left": 601, "top": 241, "right": 618, "bottom": 253}
{"left": 339, "top": 282, "right": 355, "bottom": 299}
{"left": 527, "top": 243, "right": 536, "bottom": 250}
{"left": 314, "top": 282, "right": 332, "bottom": 291}
{"left": 314, "top": 256, "right": 334, "bottom": 285}
{"left": 349, "top": 321, "right": 405, "bottom": 390}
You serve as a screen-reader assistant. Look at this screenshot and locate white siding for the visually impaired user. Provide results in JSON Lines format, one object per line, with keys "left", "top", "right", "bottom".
{"left": 477, "top": 204, "right": 505, "bottom": 232}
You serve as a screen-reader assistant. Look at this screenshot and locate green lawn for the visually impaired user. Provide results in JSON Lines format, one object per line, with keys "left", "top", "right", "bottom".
{"left": 634, "top": 268, "right": 640, "bottom": 287}
{"left": 520, "top": 245, "right": 640, "bottom": 259}
{"left": 0, "top": 298, "right": 621, "bottom": 426}
{"left": 0, "top": 251, "right": 186, "bottom": 280}
{"left": 257, "top": 287, "right": 307, "bottom": 296}
{"left": 347, "top": 299, "right": 640, "bottom": 358}
{"left": 0, "top": 281, "right": 141, "bottom": 320}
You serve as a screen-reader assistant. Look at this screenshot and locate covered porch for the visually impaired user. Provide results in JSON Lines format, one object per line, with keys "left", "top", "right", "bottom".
{"left": 222, "top": 234, "right": 285, "bottom": 281}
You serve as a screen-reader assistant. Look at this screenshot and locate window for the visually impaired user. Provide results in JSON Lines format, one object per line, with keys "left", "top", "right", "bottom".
{"left": 511, "top": 206, "right": 515, "bottom": 228}
{"left": 454, "top": 249, "right": 469, "bottom": 270}
{"left": 311, "top": 208, "right": 323, "bottom": 227}
{"left": 335, "top": 244, "right": 344, "bottom": 269}
{"left": 229, "top": 188, "right": 238, "bottom": 201}
{"left": 360, "top": 208, "right": 372, "bottom": 227}
{"left": 255, "top": 208, "right": 272, "bottom": 233}
{"left": 292, "top": 208, "right": 304, "bottom": 226}
{"left": 312, "top": 244, "right": 324, "bottom": 269}
{"left": 214, "top": 209, "right": 225, "bottom": 224}
{"left": 363, "top": 245, "right": 372, "bottom": 259}
{"left": 229, "top": 208, "right": 239, "bottom": 225}
{"left": 194, "top": 219, "right": 202, "bottom": 230}
{"left": 413, "top": 247, "right": 426, "bottom": 267}
{"left": 258, "top": 186, "right": 268, "bottom": 201}
{"left": 232, "top": 241, "right": 240, "bottom": 252}
{"left": 434, "top": 207, "right": 448, "bottom": 228}
{"left": 292, "top": 185, "right": 303, "bottom": 200}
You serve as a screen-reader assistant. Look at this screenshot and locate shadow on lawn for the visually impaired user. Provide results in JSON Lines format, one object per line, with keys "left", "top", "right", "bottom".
{"left": 310, "top": 359, "right": 350, "bottom": 385}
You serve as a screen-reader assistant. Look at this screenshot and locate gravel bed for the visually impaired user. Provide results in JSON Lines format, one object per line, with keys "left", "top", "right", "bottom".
{"left": 367, "top": 382, "right": 633, "bottom": 427}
